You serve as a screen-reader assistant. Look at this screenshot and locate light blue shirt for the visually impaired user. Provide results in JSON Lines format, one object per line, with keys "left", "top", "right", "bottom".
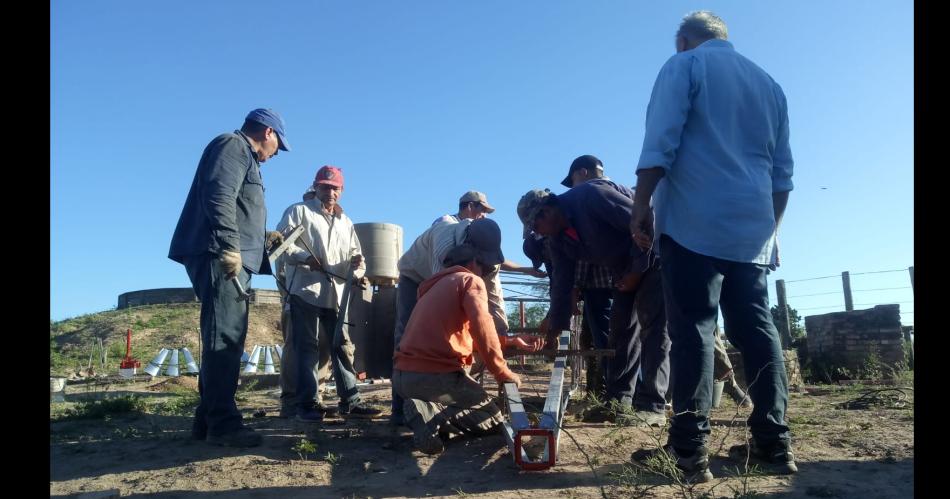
{"left": 637, "top": 39, "right": 793, "bottom": 264}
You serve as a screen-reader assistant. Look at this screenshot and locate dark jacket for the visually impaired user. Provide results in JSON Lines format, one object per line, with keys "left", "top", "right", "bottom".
{"left": 168, "top": 131, "right": 271, "bottom": 275}
{"left": 547, "top": 178, "right": 653, "bottom": 330}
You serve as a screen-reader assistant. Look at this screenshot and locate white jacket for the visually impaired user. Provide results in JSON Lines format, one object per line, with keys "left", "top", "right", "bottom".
{"left": 276, "top": 199, "right": 364, "bottom": 309}
{"left": 398, "top": 218, "right": 508, "bottom": 333}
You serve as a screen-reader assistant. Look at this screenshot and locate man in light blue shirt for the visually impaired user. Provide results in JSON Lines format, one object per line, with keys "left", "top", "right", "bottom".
{"left": 629, "top": 11, "right": 796, "bottom": 482}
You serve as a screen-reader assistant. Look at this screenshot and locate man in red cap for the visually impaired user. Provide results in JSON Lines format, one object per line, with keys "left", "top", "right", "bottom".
{"left": 276, "top": 166, "right": 383, "bottom": 423}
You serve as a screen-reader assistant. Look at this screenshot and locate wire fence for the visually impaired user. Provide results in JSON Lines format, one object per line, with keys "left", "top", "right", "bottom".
{"left": 500, "top": 266, "right": 915, "bottom": 330}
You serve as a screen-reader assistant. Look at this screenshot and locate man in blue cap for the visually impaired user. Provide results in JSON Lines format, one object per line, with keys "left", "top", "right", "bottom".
{"left": 169, "top": 108, "right": 291, "bottom": 447}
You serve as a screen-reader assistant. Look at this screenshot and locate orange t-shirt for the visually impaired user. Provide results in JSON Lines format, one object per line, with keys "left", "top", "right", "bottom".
{"left": 394, "top": 266, "right": 516, "bottom": 383}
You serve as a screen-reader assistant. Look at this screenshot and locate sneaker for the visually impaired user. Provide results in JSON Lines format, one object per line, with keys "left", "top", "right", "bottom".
{"left": 413, "top": 431, "right": 445, "bottom": 455}
{"left": 631, "top": 444, "right": 714, "bottom": 483}
{"left": 205, "top": 427, "right": 262, "bottom": 447}
{"left": 631, "top": 410, "right": 667, "bottom": 427}
{"left": 296, "top": 409, "right": 325, "bottom": 423}
{"left": 340, "top": 402, "right": 383, "bottom": 418}
{"left": 729, "top": 438, "right": 798, "bottom": 474}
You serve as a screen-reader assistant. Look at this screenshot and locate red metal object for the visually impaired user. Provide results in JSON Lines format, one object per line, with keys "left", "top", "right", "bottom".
{"left": 512, "top": 429, "right": 557, "bottom": 470}
{"left": 119, "top": 328, "right": 141, "bottom": 369}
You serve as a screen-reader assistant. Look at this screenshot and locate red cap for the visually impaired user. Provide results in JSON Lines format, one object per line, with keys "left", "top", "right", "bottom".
{"left": 314, "top": 165, "right": 344, "bottom": 188}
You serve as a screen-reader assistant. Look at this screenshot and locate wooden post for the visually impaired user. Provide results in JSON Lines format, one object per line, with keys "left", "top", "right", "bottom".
{"left": 519, "top": 302, "right": 526, "bottom": 366}
{"left": 775, "top": 279, "right": 792, "bottom": 349}
{"left": 842, "top": 271, "right": 854, "bottom": 312}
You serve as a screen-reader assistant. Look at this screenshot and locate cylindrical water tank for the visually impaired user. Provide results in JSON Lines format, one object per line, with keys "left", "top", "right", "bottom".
{"left": 354, "top": 223, "right": 403, "bottom": 280}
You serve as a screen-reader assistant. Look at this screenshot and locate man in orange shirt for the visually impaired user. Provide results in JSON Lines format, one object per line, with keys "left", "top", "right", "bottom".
{"left": 393, "top": 219, "right": 543, "bottom": 455}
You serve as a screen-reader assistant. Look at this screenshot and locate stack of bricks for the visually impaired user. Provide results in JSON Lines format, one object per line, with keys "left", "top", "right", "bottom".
{"left": 803, "top": 304, "right": 906, "bottom": 375}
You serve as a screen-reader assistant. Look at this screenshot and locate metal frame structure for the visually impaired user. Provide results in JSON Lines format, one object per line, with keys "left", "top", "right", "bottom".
{"left": 500, "top": 329, "right": 573, "bottom": 471}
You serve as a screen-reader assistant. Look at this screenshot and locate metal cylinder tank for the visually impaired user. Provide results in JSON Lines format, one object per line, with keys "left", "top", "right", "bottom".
{"left": 354, "top": 223, "right": 403, "bottom": 280}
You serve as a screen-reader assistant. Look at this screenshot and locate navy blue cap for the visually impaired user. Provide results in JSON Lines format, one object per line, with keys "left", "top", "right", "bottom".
{"left": 561, "top": 154, "right": 603, "bottom": 187}
{"left": 245, "top": 108, "right": 291, "bottom": 151}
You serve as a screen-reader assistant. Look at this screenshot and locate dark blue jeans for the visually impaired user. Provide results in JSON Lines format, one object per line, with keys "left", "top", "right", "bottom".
{"left": 183, "top": 254, "right": 249, "bottom": 437}
{"left": 391, "top": 275, "right": 420, "bottom": 420}
{"left": 581, "top": 287, "right": 612, "bottom": 388}
{"left": 660, "top": 235, "right": 790, "bottom": 451}
{"left": 607, "top": 264, "right": 670, "bottom": 414}
{"left": 289, "top": 295, "right": 361, "bottom": 412}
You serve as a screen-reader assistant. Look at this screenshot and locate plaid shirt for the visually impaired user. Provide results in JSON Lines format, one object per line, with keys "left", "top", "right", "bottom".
{"left": 574, "top": 260, "right": 613, "bottom": 290}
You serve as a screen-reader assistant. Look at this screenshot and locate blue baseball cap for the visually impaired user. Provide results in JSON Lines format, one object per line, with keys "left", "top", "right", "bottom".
{"left": 245, "top": 108, "right": 291, "bottom": 151}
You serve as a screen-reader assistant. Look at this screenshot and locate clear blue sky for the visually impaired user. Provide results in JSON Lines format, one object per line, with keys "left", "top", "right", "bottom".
{"left": 51, "top": 1, "right": 914, "bottom": 325}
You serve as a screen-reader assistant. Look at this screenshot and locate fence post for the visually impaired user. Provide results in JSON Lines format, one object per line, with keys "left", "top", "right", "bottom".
{"left": 842, "top": 271, "right": 854, "bottom": 312}
{"left": 908, "top": 266, "right": 914, "bottom": 294}
{"left": 775, "top": 279, "right": 793, "bottom": 349}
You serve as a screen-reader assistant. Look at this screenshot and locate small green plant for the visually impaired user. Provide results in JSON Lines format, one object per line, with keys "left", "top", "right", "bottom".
{"left": 55, "top": 395, "right": 148, "bottom": 421}
{"left": 155, "top": 389, "right": 200, "bottom": 416}
{"left": 323, "top": 451, "right": 341, "bottom": 465}
{"left": 235, "top": 378, "right": 260, "bottom": 402}
{"left": 292, "top": 438, "right": 317, "bottom": 461}
{"left": 453, "top": 487, "right": 470, "bottom": 497}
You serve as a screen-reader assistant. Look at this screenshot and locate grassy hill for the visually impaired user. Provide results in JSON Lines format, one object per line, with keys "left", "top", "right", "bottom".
{"left": 50, "top": 302, "right": 284, "bottom": 376}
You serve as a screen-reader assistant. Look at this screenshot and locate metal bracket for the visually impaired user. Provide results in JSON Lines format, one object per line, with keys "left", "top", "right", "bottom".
{"left": 501, "top": 329, "right": 574, "bottom": 471}
{"left": 232, "top": 225, "right": 307, "bottom": 303}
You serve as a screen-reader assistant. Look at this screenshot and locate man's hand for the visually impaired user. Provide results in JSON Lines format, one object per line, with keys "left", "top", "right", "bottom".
{"left": 220, "top": 250, "right": 242, "bottom": 279}
{"left": 769, "top": 236, "right": 781, "bottom": 271}
{"left": 524, "top": 267, "right": 548, "bottom": 279}
{"left": 615, "top": 271, "right": 643, "bottom": 293}
{"left": 503, "top": 372, "right": 523, "bottom": 389}
{"left": 305, "top": 256, "right": 324, "bottom": 271}
{"left": 571, "top": 288, "right": 582, "bottom": 315}
{"left": 265, "top": 231, "right": 284, "bottom": 252}
{"left": 504, "top": 334, "right": 545, "bottom": 352}
{"left": 350, "top": 254, "right": 364, "bottom": 268}
{"left": 630, "top": 203, "right": 655, "bottom": 251}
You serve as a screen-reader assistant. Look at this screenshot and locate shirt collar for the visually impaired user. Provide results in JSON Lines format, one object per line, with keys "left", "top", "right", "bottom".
{"left": 697, "top": 39, "right": 734, "bottom": 50}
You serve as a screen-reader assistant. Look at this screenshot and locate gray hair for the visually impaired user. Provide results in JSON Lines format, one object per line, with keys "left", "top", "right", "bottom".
{"left": 677, "top": 11, "right": 728, "bottom": 42}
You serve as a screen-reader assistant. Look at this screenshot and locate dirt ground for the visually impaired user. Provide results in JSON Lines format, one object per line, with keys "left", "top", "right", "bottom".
{"left": 50, "top": 367, "right": 913, "bottom": 499}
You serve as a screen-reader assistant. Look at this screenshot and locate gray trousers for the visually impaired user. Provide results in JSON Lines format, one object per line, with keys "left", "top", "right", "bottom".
{"left": 279, "top": 303, "right": 355, "bottom": 409}
{"left": 393, "top": 368, "right": 504, "bottom": 438}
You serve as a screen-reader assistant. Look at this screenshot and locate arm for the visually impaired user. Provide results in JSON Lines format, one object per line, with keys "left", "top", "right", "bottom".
{"left": 200, "top": 136, "right": 249, "bottom": 253}
{"left": 547, "top": 242, "right": 577, "bottom": 333}
{"left": 501, "top": 259, "right": 547, "bottom": 278}
{"left": 484, "top": 266, "right": 510, "bottom": 334}
{"left": 631, "top": 55, "right": 693, "bottom": 250}
{"left": 462, "top": 276, "right": 519, "bottom": 385}
{"left": 630, "top": 168, "right": 666, "bottom": 251}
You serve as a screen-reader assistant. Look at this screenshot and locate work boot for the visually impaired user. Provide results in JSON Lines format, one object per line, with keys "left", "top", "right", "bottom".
{"left": 340, "top": 402, "right": 383, "bottom": 418}
{"left": 205, "top": 427, "right": 262, "bottom": 447}
{"left": 413, "top": 431, "right": 445, "bottom": 455}
{"left": 296, "top": 408, "right": 325, "bottom": 424}
{"left": 729, "top": 438, "right": 798, "bottom": 474}
{"left": 191, "top": 418, "right": 207, "bottom": 440}
{"left": 631, "top": 444, "right": 714, "bottom": 483}
{"left": 315, "top": 402, "right": 339, "bottom": 417}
